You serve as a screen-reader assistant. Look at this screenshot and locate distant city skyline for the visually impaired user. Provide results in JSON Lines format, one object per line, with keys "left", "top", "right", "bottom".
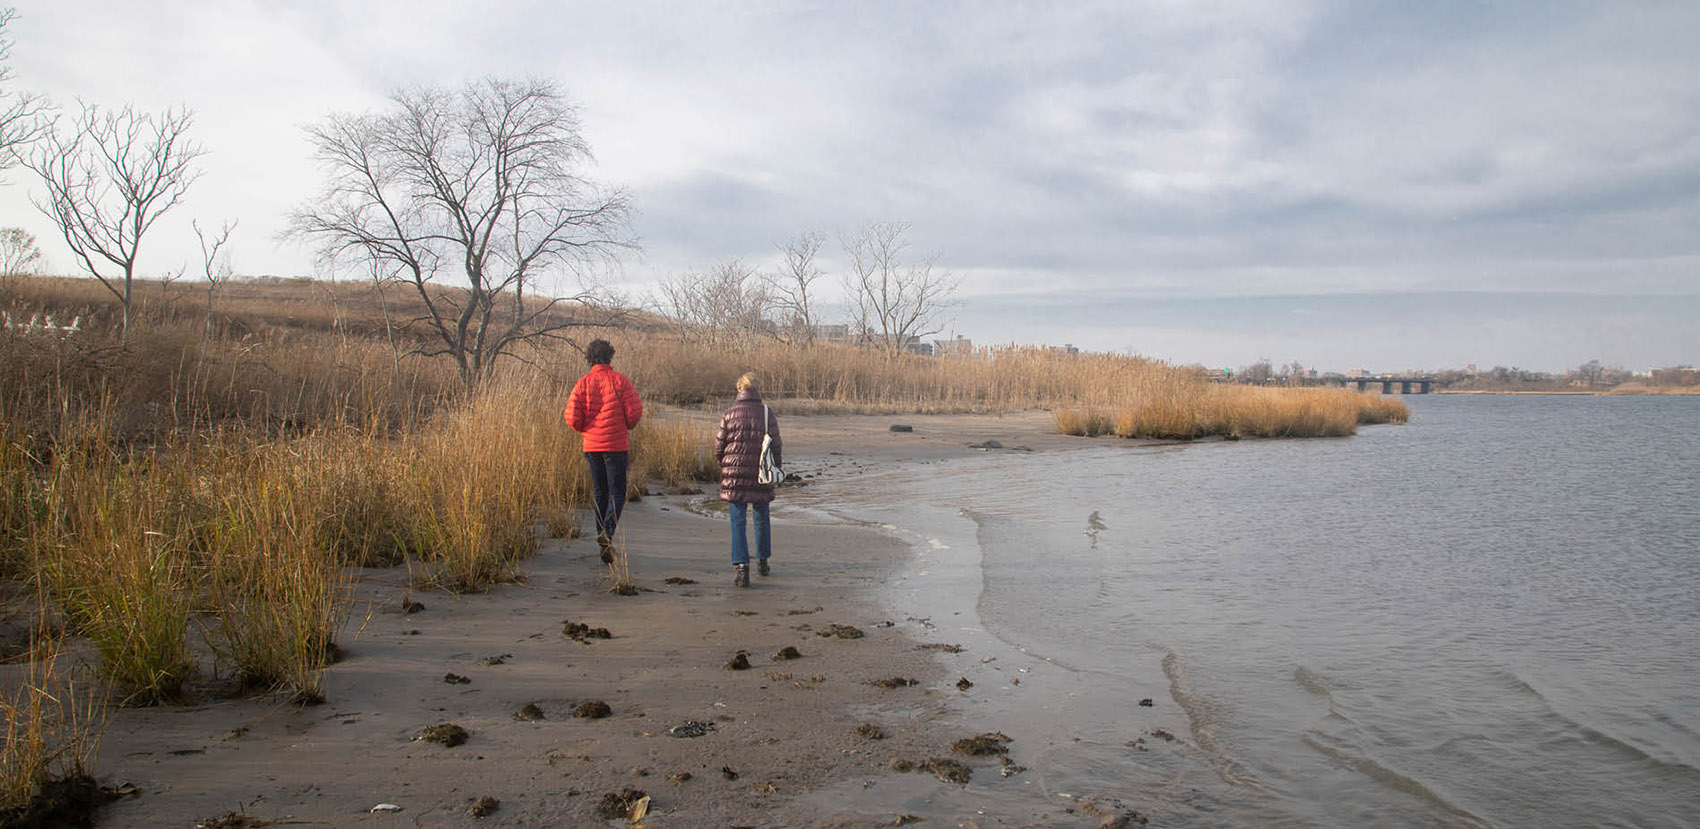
{"left": 2, "top": 1, "right": 1694, "bottom": 374}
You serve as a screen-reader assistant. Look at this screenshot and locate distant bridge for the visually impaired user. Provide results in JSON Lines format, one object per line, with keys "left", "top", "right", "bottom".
{"left": 1329, "top": 376, "right": 1436, "bottom": 394}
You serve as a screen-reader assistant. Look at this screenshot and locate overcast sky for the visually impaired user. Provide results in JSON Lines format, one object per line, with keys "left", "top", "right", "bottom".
{"left": 2, "top": 1, "right": 1695, "bottom": 372}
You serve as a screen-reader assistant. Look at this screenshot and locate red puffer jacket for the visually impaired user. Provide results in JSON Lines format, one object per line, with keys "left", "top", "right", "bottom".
{"left": 714, "top": 389, "right": 781, "bottom": 504}
{"left": 565, "top": 364, "right": 643, "bottom": 452}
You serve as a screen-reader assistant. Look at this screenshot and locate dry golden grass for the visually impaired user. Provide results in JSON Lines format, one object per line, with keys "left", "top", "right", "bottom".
{"left": 1, "top": 624, "right": 107, "bottom": 819}
{"left": 0, "top": 272, "right": 1413, "bottom": 785}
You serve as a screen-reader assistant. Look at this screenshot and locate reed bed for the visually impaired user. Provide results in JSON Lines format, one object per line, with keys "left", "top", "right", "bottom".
{"left": 1063, "top": 384, "right": 1410, "bottom": 440}
{"left": 2, "top": 273, "right": 1414, "bottom": 815}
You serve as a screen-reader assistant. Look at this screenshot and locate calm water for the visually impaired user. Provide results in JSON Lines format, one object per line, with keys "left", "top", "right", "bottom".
{"left": 796, "top": 395, "right": 1700, "bottom": 826}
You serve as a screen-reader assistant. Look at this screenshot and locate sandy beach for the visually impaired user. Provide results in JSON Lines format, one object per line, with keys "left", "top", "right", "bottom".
{"left": 90, "top": 410, "right": 1159, "bottom": 827}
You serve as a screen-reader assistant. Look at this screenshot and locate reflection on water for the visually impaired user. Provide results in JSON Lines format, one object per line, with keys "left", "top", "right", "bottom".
{"left": 799, "top": 395, "right": 1700, "bottom": 827}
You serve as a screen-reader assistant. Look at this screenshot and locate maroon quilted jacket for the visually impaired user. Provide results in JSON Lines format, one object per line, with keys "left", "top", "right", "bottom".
{"left": 714, "top": 389, "right": 781, "bottom": 504}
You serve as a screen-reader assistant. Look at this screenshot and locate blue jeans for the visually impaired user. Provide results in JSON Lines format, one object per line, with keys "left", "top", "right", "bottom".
{"left": 729, "top": 501, "right": 770, "bottom": 566}
{"left": 585, "top": 451, "right": 628, "bottom": 539}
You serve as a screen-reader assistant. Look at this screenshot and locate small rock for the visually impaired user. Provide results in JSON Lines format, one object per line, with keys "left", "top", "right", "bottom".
{"left": 370, "top": 803, "right": 403, "bottom": 813}
{"left": 889, "top": 424, "right": 914, "bottom": 432}
{"left": 1138, "top": 698, "right": 1153, "bottom": 707}
{"left": 855, "top": 723, "right": 886, "bottom": 740}
{"left": 443, "top": 673, "right": 471, "bottom": 685}
{"left": 726, "top": 651, "right": 751, "bottom": 670}
{"left": 968, "top": 440, "right": 1004, "bottom": 449}
{"left": 956, "top": 677, "right": 973, "bottom": 691}
{"left": 513, "top": 703, "right": 545, "bottom": 721}
{"left": 773, "top": 646, "right": 803, "bottom": 661}
{"left": 667, "top": 771, "right": 693, "bottom": 783}
{"left": 402, "top": 598, "right": 425, "bottom": 615}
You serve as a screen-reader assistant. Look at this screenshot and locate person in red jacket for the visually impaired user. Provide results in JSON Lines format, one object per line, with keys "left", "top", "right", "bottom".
{"left": 565, "top": 339, "right": 643, "bottom": 562}
{"left": 713, "top": 372, "right": 780, "bottom": 587}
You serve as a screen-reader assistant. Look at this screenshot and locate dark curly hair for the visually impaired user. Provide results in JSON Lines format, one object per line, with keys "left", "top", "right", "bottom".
{"left": 585, "top": 339, "right": 615, "bottom": 366}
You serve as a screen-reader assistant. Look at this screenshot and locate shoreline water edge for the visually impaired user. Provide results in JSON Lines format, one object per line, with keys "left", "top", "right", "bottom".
{"left": 89, "top": 410, "right": 1171, "bottom": 827}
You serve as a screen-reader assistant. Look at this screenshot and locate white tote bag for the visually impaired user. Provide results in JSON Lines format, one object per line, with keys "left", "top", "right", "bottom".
{"left": 757, "top": 403, "right": 786, "bottom": 485}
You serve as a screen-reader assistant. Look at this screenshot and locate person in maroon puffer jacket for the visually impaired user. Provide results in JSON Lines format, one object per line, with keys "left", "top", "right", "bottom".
{"left": 714, "top": 372, "right": 781, "bottom": 587}
{"left": 565, "top": 339, "right": 643, "bottom": 563}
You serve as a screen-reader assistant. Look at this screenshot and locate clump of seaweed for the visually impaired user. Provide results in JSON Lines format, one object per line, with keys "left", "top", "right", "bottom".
{"left": 419, "top": 723, "right": 469, "bottom": 746}
{"left": 951, "top": 732, "right": 1010, "bottom": 756}
{"left": 572, "top": 700, "right": 612, "bottom": 719}
{"left": 562, "top": 619, "right": 612, "bottom": 643}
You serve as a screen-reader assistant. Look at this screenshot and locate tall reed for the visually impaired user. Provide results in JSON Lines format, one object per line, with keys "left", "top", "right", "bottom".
{"left": 0, "top": 624, "right": 107, "bottom": 821}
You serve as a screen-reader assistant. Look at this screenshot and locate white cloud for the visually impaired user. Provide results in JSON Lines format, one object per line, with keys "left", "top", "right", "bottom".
{"left": 0, "top": 0, "right": 1693, "bottom": 368}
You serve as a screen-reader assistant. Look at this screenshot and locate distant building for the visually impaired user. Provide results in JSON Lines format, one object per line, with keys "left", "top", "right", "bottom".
{"left": 1044, "top": 343, "right": 1080, "bottom": 356}
{"left": 1346, "top": 369, "right": 1369, "bottom": 378}
{"left": 935, "top": 335, "right": 974, "bottom": 357}
{"left": 902, "top": 336, "right": 935, "bottom": 356}
{"left": 812, "top": 323, "right": 851, "bottom": 344}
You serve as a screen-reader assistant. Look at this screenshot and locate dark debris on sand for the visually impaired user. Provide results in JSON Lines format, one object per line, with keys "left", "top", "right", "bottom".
{"left": 956, "top": 677, "right": 974, "bottom": 691}
{"left": 513, "top": 703, "right": 546, "bottom": 721}
{"left": 855, "top": 723, "right": 886, "bottom": 740}
{"left": 562, "top": 619, "right": 612, "bottom": 643}
{"left": 663, "top": 577, "right": 698, "bottom": 585}
{"left": 0, "top": 775, "right": 119, "bottom": 829}
{"left": 917, "top": 643, "right": 966, "bottom": 653}
{"left": 572, "top": 700, "right": 613, "bottom": 719}
{"left": 817, "top": 624, "right": 865, "bottom": 639}
{"left": 595, "top": 788, "right": 647, "bottom": 820}
{"left": 871, "top": 677, "right": 918, "bottom": 689}
{"left": 951, "top": 732, "right": 1011, "bottom": 757}
{"left": 773, "top": 646, "right": 803, "bottom": 660}
{"left": 922, "top": 757, "right": 972, "bottom": 784}
{"left": 195, "top": 811, "right": 270, "bottom": 828}
{"left": 443, "top": 672, "right": 471, "bottom": 685}
{"left": 465, "top": 796, "right": 500, "bottom": 818}
{"left": 726, "top": 651, "right": 752, "bottom": 670}
{"left": 419, "top": 723, "right": 469, "bottom": 747}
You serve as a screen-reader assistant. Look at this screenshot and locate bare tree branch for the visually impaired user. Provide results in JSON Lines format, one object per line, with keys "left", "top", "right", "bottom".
{"left": 289, "top": 77, "right": 634, "bottom": 386}
{"left": 193, "top": 217, "right": 236, "bottom": 338}
{"left": 23, "top": 103, "right": 204, "bottom": 335}
{"left": 840, "top": 221, "right": 959, "bottom": 356}
{"left": 765, "top": 231, "right": 825, "bottom": 347}
{"left": 0, "top": 8, "right": 47, "bottom": 172}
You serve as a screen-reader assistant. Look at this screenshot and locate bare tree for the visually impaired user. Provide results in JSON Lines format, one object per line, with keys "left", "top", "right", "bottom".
{"left": 289, "top": 77, "right": 634, "bottom": 387}
{"left": 25, "top": 104, "right": 204, "bottom": 335}
{"left": 766, "top": 231, "right": 825, "bottom": 346}
{"left": 840, "top": 222, "right": 958, "bottom": 356}
{"left": 656, "top": 257, "right": 771, "bottom": 347}
{"left": 192, "top": 218, "right": 236, "bottom": 337}
{"left": 0, "top": 8, "right": 46, "bottom": 171}
{"left": 0, "top": 226, "right": 42, "bottom": 275}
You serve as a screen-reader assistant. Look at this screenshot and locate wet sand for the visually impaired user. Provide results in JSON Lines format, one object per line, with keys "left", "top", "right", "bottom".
{"left": 95, "top": 410, "right": 1134, "bottom": 827}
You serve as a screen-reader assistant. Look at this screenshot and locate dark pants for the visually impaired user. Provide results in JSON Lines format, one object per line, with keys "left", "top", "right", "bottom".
{"left": 585, "top": 451, "right": 628, "bottom": 540}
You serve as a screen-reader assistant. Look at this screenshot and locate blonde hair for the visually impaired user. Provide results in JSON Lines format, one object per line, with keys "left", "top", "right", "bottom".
{"left": 736, "top": 372, "right": 759, "bottom": 392}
